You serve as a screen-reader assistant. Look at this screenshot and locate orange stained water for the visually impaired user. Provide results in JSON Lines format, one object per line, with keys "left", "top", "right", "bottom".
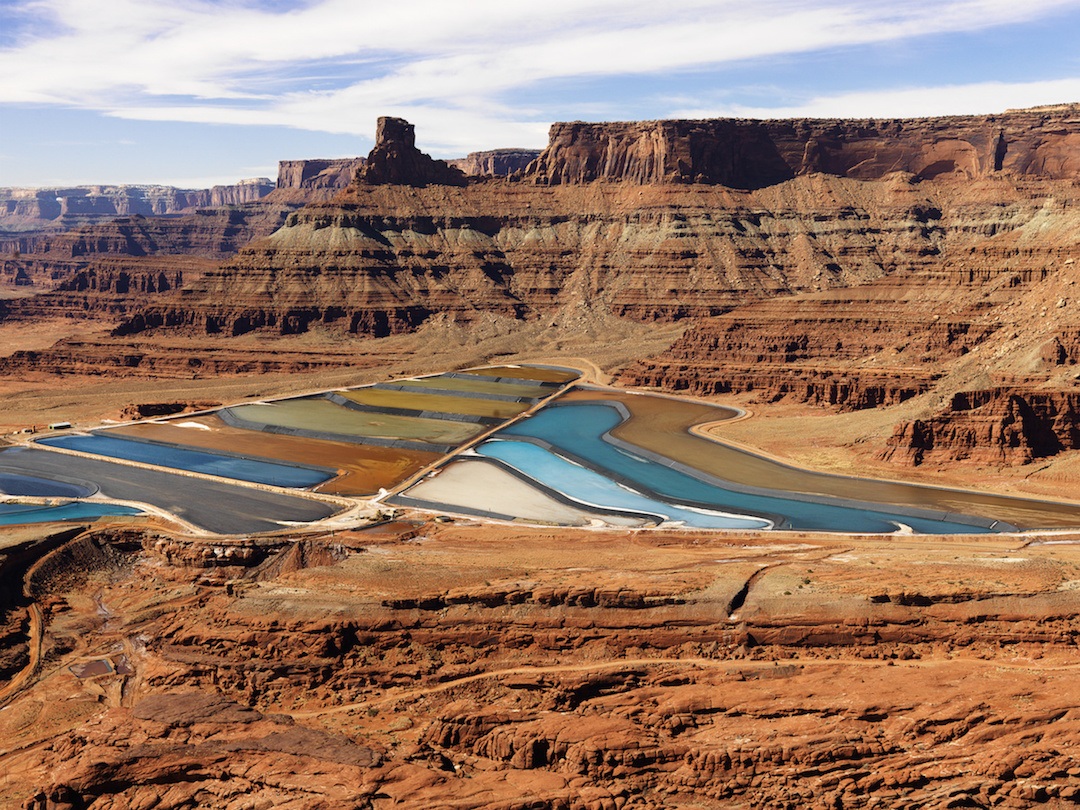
{"left": 110, "top": 416, "right": 440, "bottom": 496}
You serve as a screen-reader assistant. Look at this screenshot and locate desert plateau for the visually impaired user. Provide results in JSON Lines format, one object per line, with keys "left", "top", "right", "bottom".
{"left": 1, "top": 105, "right": 1080, "bottom": 809}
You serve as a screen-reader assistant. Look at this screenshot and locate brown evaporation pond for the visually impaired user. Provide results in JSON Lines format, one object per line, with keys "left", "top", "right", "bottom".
{"left": 69, "top": 659, "right": 114, "bottom": 678}
{"left": 224, "top": 398, "right": 484, "bottom": 445}
{"left": 339, "top": 388, "right": 529, "bottom": 419}
{"left": 111, "top": 416, "right": 440, "bottom": 496}
{"left": 461, "top": 365, "right": 581, "bottom": 384}
{"left": 565, "top": 388, "right": 1080, "bottom": 530}
{"left": 390, "top": 376, "right": 551, "bottom": 399}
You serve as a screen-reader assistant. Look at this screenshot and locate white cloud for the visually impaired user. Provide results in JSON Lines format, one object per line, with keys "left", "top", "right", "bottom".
{"left": 1, "top": 0, "right": 1078, "bottom": 153}
{"left": 670, "top": 78, "right": 1080, "bottom": 120}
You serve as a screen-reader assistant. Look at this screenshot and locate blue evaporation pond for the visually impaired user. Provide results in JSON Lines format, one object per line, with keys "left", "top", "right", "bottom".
{"left": 478, "top": 440, "right": 771, "bottom": 529}
{"left": 38, "top": 435, "right": 332, "bottom": 489}
{"left": 498, "top": 404, "right": 994, "bottom": 534}
{"left": 0, "top": 502, "right": 142, "bottom": 526}
{"left": 0, "top": 472, "right": 94, "bottom": 498}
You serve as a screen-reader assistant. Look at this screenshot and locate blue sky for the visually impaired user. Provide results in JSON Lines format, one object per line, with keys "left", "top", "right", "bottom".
{"left": 1, "top": 0, "right": 1078, "bottom": 188}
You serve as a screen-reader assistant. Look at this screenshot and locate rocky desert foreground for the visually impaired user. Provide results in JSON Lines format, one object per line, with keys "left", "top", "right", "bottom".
{"left": 2, "top": 108, "right": 1079, "bottom": 808}
{"left": 2, "top": 520, "right": 1080, "bottom": 809}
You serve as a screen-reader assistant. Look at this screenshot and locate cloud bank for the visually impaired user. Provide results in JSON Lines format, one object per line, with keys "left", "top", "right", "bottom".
{"left": 2, "top": 0, "right": 1078, "bottom": 154}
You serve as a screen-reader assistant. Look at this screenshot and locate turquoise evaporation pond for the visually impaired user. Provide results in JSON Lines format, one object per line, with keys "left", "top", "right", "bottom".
{"left": 0, "top": 502, "right": 142, "bottom": 526}
{"left": 495, "top": 404, "right": 996, "bottom": 534}
{"left": 477, "top": 441, "right": 771, "bottom": 529}
{"left": 38, "top": 435, "right": 333, "bottom": 489}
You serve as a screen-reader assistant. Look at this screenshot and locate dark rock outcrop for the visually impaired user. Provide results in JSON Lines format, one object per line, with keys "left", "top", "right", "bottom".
{"left": 357, "top": 117, "right": 467, "bottom": 187}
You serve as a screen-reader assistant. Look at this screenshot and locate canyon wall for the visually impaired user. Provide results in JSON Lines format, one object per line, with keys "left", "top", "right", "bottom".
{"left": 0, "top": 179, "right": 275, "bottom": 234}
{"left": 6, "top": 109, "right": 1080, "bottom": 465}
{"left": 110, "top": 177, "right": 922, "bottom": 337}
{"left": 526, "top": 106, "right": 1080, "bottom": 187}
{"left": 618, "top": 174, "right": 1080, "bottom": 464}
{"left": 0, "top": 203, "right": 300, "bottom": 321}
{"left": 880, "top": 389, "right": 1080, "bottom": 466}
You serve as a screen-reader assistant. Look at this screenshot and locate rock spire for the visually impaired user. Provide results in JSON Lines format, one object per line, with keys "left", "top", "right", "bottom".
{"left": 356, "top": 117, "right": 467, "bottom": 187}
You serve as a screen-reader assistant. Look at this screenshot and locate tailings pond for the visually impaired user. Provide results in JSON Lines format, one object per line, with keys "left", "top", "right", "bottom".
{"left": 0, "top": 446, "right": 338, "bottom": 535}
{"left": 39, "top": 434, "right": 334, "bottom": 488}
{"left": 8, "top": 364, "right": 1078, "bottom": 536}
{"left": 400, "top": 394, "right": 1080, "bottom": 533}
{"left": 488, "top": 403, "right": 1006, "bottom": 533}
{"left": 222, "top": 397, "right": 485, "bottom": 449}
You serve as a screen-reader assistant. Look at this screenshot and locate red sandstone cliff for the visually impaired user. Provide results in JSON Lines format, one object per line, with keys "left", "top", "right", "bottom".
{"left": 526, "top": 106, "right": 1080, "bottom": 187}
{"left": 357, "top": 117, "right": 467, "bottom": 187}
{"left": 880, "top": 390, "right": 1080, "bottom": 466}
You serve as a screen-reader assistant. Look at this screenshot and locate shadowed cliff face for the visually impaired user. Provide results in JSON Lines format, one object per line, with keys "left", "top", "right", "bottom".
{"left": 879, "top": 391, "right": 1080, "bottom": 466}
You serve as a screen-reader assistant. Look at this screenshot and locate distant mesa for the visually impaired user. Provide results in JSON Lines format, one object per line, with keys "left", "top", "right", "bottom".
{"left": 275, "top": 158, "right": 366, "bottom": 191}
{"left": 344, "top": 106, "right": 1080, "bottom": 190}
{"left": 0, "top": 179, "right": 275, "bottom": 227}
{"left": 448, "top": 148, "right": 541, "bottom": 177}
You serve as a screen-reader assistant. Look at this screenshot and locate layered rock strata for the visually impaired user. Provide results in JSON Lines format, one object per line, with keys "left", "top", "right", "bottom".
{"left": 0, "top": 335, "right": 377, "bottom": 378}
{"left": 526, "top": 106, "right": 1080, "bottom": 187}
{"left": 449, "top": 149, "right": 542, "bottom": 177}
{"left": 4, "top": 525, "right": 1079, "bottom": 809}
{"left": 0, "top": 179, "right": 274, "bottom": 234}
{"left": 109, "top": 177, "right": 894, "bottom": 337}
{"left": 112, "top": 169, "right": 1080, "bottom": 359}
{"left": 881, "top": 389, "right": 1080, "bottom": 465}
{"left": 0, "top": 203, "right": 303, "bottom": 321}
{"left": 619, "top": 174, "right": 1080, "bottom": 461}
{"left": 275, "top": 157, "right": 366, "bottom": 192}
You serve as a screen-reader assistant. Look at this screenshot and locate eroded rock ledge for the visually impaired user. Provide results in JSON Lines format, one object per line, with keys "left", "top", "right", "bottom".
{"left": 881, "top": 389, "right": 1080, "bottom": 466}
